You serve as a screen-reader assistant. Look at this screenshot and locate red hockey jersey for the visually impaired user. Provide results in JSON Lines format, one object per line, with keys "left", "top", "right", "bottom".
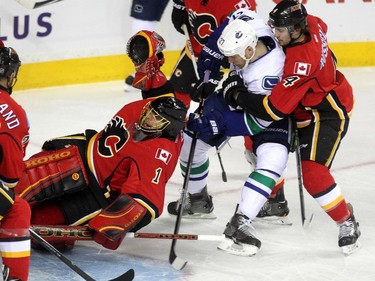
{"left": 184, "top": 0, "right": 256, "bottom": 55}
{"left": 265, "top": 15, "right": 354, "bottom": 125}
{"left": 87, "top": 98, "right": 183, "bottom": 220}
{"left": 0, "top": 87, "right": 29, "bottom": 188}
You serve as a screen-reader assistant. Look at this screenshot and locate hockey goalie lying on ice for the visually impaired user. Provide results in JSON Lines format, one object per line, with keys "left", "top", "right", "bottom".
{"left": 15, "top": 30, "right": 188, "bottom": 252}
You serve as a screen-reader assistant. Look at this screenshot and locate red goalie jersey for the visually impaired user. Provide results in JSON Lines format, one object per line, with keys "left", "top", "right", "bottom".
{"left": 87, "top": 97, "right": 183, "bottom": 220}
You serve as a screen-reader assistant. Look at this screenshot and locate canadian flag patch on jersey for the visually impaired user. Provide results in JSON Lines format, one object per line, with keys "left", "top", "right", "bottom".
{"left": 294, "top": 62, "right": 312, "bottom": 76}
{"left": 155, "top": 148, "right": 172, "bottom": 164}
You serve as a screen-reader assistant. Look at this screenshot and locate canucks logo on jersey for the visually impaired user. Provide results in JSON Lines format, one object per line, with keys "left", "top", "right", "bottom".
{"left": 262, "top": 76, "right": 280, "bottom": 90}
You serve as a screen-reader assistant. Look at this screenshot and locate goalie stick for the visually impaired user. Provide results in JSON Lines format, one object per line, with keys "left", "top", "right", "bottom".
{"left": 15, "top": 0, "right": 64, "bottom": 9}
{"left": 29, "top": 229, "right": 135, "bottom": 281}
{"left": 30, "top": 225, "right": 226, "bottom": 242}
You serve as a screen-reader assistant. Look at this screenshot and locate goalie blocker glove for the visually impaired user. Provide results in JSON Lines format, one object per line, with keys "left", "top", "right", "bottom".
{"left": 88, "top": 194, "right": 146, "bottom": 250}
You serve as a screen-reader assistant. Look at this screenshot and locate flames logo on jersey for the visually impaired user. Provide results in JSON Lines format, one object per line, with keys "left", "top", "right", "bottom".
{"left": 98, "top": 116, "right": 129, "bottom": 157}
{"left": 188, "top": 10, "right": 218, "bottom": 45}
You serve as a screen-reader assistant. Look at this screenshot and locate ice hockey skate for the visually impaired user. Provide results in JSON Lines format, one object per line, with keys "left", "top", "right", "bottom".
{"left": 167, "top": 186, "right": 216, "bottom": 219}
{"left": 338, "top": 203, "right": 361, "bottom": 255}
{"left": 217, "top": 212, "right": 261, "bottom": 256}
{"left": 1, "top": 264, "right": 20, "bottom": 281}
{"left": 253, "top": 198, "right": 292, "bottom": 226}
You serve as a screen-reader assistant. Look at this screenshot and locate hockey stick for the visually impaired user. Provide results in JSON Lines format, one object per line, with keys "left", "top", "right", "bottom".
{"left": 169, "top": 68, "right": 211, "bottom": 270}
{"left": 294, "top": 127, "right": 314, "bottom": 228}
{"left": 29, "top": 228, "right": 135, "bottom": 281}
{"left": 30, "top": 225, "right": 226, "bottom": 242}
{"left": 182, "top": 24, "right": 227, "bottom": 182}
{"left": 15, "top": 0, "right": 64, "bottom": 9}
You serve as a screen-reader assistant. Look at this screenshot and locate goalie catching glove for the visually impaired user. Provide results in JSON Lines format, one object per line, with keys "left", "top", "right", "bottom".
{"left": 88, "top": 194, "right": 146, "bottom": 250}
{"left": 126, "top": 30, "right": 167, "bottom": 91}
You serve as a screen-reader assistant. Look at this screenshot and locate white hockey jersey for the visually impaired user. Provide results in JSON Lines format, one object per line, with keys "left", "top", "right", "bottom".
{"left": 228, "top": 9, "right": 285, "bottom": 96}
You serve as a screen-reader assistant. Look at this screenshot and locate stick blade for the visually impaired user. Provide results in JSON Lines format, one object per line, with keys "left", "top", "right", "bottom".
{"left": 303, "top": 213, "right": 314, "bottom": 230}
{"left": 108, "top": 269, "right": 135, "bottom": 281}
{"left": 169, "top": 251, "right": 187, "bottom": 270}
{"left": 171, "top": 256, "right": 188, "bottom": 270}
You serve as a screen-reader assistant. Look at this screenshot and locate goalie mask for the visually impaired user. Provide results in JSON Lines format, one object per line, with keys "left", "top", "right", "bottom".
{"left": 0, "top": 47, "right": 21, "bottom": 94}
{"left": 133, "top": 97, "right": 187, "bottom": 141}
{"left": 126, "top": 30, "right": 167, "bottom": 91}
{"left": 217, "top": 19, "right": 258, "bottom": 69}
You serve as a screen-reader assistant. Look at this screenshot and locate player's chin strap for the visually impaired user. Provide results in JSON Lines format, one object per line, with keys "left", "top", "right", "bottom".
{"left": 240, "top": 45, "right": 256, "bottom": 70}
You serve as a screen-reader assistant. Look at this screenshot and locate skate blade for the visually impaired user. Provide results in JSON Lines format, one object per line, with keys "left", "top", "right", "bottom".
{"left": 253, "top": 215, "right": 292, "bottom": 226}
{"left": 169, "top": 212, "right": 217, "bottom": 220}
{"left": 217, "top": 238, "right": 258, "bottom": 256}
{"left": 342, "top": 241, "right": 361, "bottom": 255}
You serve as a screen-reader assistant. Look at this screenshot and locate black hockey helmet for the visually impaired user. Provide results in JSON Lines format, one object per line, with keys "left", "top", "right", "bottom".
{"left": 269, "top": 0, "right": 307, "bottom": 29}
{"left": 0, "top": 47, "right": 21, "bottom": 79}
{"left": 137, "top": 97, "right": 187, "bottom": 140}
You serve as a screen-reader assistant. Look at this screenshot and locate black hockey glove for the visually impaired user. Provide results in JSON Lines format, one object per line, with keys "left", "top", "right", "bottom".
{"left": 190, "top": 72, "right": 223, "bottom": 102}
{"left": 172, "top": 0, "right": 189, "bottom": 34}
{"left": 222, "top": 71, "right": 248, "bottom": 109}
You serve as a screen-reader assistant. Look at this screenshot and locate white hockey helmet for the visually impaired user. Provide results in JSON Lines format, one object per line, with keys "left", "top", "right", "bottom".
{"left": 217, "top": 19, "right": 258, "bottom": 60}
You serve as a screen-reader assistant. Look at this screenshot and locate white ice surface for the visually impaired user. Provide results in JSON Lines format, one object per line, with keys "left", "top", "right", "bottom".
{"left": 12, "top": 67, "right": 375, "bottom": 281}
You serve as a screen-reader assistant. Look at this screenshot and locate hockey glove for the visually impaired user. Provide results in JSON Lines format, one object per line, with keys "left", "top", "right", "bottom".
{"left": 187, "top": 111, "right": 226, "bottom": 143}
{"left": 172, "top": 0, "right": 189, "bottom": 34}
{"left": 222, "top": 71, "right": 248, "bottom": 109}
{"left": 197, "top": 18, "right": 229, "bottom": 79}
{"left": 127, "top": 30, "right": 166, "bottom": 66}
{"left": 190, "top": 72, "right": 223, "bottom": 102}
{"left": 197, "top": 45, "right": 225, "bottom": 80}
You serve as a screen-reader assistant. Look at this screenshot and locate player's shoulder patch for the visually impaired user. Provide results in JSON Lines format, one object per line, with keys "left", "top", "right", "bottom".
{"left": 293, "top": 62, "right": 312, "bottom": 76}
{"left": 262, "top": 76, "right": 280, "bottom": 90}
{"left": 155, "top": 148, "right": 172, "bottom": 164}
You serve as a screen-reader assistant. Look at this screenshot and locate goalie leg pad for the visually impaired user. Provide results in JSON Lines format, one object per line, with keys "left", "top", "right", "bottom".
{"left": 16, "top": 145, "right": 89, "bottom": 204}
{"left": 88, "top": 194, "right": 147, "bottom": 250}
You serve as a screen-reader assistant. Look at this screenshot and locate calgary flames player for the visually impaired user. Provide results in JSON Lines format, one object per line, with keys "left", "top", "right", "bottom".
{"left": 15, "top": 31, "right": 187, "bottom": 252}
{"left": 169, "top": 0, "right": 256, "bottom": 107}
{"left": 223, "top": 0, "right": 360, "bottom": 255}
{"left": 0, "top": 44, "right": 31, "bottom": 280}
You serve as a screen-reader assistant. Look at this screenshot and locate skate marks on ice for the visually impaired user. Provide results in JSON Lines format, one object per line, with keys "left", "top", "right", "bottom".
{"left": 29, "top": 242, "right": 184, "bottom": 281}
